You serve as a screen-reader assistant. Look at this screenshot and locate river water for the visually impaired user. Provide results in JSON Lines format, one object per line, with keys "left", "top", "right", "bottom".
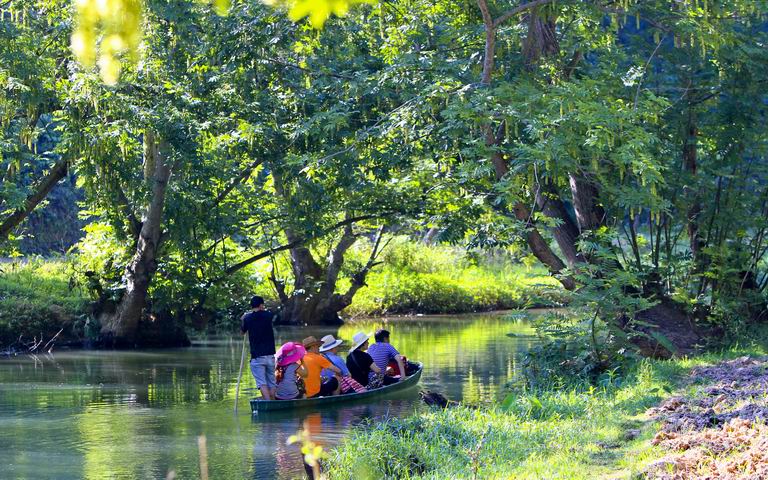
{"left": 0, "top": 312, "right": 541, "bottom": 479}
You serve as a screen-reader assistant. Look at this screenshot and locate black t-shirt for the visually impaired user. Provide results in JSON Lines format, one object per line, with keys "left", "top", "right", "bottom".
{"left": 346, "top": 350, "right": 374, "bottom": 387}
{"left": 240, "top": 310, "right": 276, "bottom": 359}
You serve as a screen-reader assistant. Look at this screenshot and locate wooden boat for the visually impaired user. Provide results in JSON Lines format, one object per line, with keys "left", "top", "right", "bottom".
{"left": 250, "top": 362, "right": 423, "bottom": 413}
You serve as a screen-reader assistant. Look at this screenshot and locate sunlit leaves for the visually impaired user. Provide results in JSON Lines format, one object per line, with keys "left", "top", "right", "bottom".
{"left": 267, "top": 0, "right": 373, "bottom": 28}
{"left": 69, "top": 0, "right": 374, "bottom": 84}
{"left": 71, "top": 0, "right": 143, "bottom": 84}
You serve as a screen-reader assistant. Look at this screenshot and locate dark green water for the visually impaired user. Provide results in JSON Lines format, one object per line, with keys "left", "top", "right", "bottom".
{"left": 0, "top": 312, "right": 540, "bottom": 479}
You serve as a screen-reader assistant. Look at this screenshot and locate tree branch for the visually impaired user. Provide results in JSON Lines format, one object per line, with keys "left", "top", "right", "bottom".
{"left": 0, "top": 158, "right": 68, "bottom": 241}
{"left": 477, "top": 0, "right": 496, "bottom": 85}
{"left": 114, "top": 183, "right": 142, "bottom": 239}
{"left": 331, "top": 225, "right": 388, "bottom": 311}
{"left": 269, "top": 257, "right": 289, "bottom": 304}
{"left": 474, "top": 0, "right": 572, "bottom": 288}
{"left": 322, "top": 222, "right": 358, "bottom": 296}
{"left": 221, "top": 213, "right": 386, "bottom": 277}
{"left": 493, "top": 0, "right": 554, "bottom": 29}
{"left": 214, "top": 157, "right": 264, "bottom": 205}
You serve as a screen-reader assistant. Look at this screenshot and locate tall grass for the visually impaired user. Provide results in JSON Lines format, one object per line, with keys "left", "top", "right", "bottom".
{"left": 342, "top": 239, "right": 566, "bottom": 316}
{"left": 325, "top": 350, "right": 764, "bottom": 479}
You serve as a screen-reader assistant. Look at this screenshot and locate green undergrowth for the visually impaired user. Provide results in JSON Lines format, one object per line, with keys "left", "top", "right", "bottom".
{"left": 325, "top": 349, "right": 766, "bottom": 480}
{"left": 0, "top": 259, "right": 88, "bottom": 346}
{"left": 342, "top": 240, "right": 567, "bottom": 316}
{"left": 0, "top": 240, "right": 565, "bottom": 343}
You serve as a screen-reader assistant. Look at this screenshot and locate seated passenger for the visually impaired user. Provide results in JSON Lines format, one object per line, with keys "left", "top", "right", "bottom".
{"left": 367, "top": 328, "right": 406, "bottom": 382}
{"left": 320, "top": 335, "right": 366, "bottom": 394}
{"left": 346, "top": 332, "right": 382, "bottom": 388}
{"left": 302, "top": 336, "right": 342, "bottom": 397}
{"left": 274, "top": 342, "right": 308, "bottom": 400}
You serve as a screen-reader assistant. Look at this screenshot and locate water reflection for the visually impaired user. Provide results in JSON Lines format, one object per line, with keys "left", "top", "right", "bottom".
{"left": 0, "top": 312, "right": 540, "bottom": 479}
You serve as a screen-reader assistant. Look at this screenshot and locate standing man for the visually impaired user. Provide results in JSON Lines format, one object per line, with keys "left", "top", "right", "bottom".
{"left": 241, "top": 295, "right": 276, "bottom": 400}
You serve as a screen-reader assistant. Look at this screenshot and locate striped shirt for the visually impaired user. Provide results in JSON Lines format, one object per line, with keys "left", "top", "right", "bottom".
{"left": 367, "top": 342, "right": 400, "bottom": 371}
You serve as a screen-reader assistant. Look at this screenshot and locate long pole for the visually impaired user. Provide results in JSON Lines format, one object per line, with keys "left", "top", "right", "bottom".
{"left": 234, "top": 334, "right": 247, "bottom": 413}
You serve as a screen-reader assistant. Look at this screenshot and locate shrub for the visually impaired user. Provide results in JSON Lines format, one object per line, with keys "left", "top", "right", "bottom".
{"left": 343, "top": 238, "right": 566, "bottom": 316}
{"left": 0, "top": 259, "right": 88, "bottom": 347}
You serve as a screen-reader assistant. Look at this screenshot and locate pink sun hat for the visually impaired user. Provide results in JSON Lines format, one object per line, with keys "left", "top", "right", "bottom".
{"left": 275, "top": 341, "right": 306, "bottom": 367}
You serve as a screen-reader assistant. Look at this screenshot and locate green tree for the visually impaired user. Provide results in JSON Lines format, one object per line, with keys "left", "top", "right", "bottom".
{"left": 0, "top": 0, "right": 73, "bottom": 244}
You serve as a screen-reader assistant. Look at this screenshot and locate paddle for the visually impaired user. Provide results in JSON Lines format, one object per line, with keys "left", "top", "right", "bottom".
{"left": 234, "top": 334, "right": 247, "bottom": 413}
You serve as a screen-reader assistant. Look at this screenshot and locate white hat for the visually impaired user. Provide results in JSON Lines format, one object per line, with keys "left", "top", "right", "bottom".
{"left": 319, "top": 334, "right": 344, "bottom": 352}
{"left": 349, "top": 331, "right": 371, "bottom": 352}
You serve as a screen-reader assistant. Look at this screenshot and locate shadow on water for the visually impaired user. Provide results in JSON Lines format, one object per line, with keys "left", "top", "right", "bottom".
{"left": 0, "top": 311, "right": 545, "bottom": 479}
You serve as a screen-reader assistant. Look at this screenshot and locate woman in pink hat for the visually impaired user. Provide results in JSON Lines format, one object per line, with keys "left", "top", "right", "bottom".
{"left": 274, "top": 342, "right": 308, "bottom": 400}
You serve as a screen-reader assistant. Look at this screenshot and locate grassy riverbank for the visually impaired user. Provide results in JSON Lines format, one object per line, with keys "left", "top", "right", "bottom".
{"left": 0, "top": 260, "right": 87, "bottom": 347}
{"left": 0, "top": 241, "right": 563, "bottom": 347}
{"left": 325, "top": 347, "right": 768, "bottom": 479}
{"left": 342, "top": 240, "right": 565, "bottom": 316}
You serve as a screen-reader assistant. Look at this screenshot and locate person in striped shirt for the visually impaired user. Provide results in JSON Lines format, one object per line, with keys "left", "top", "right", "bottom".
{"left": 367, "top": 329, "right": 405, "bottom": 382}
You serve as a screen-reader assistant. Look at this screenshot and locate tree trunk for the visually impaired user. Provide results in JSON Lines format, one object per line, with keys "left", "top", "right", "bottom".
{"left": 275, "top": 240, "right": 360, "bottom": 325}
{"left": 522, "top": 10, "right": 559, "bottom": 69}
{"left": 99, "top": 135, "right": 172, "bottom": 346}
{"left": 510, "top": 200, "right": 575, "bottom": 290}
{"left": 683, "top": 114, "right": 702, "bottom": 259}
{"left": 278, "top": 238, "right": 334, "bottom": 325}
{"left": 535, "top": 183, "right": 585, "bottom": 267}
{"left": 274, "top": 224, "right": 386, "bottom": 325}
{"left": 0, "top": 157, "right": 68, "bottom": 241}
{"left": 271, "top": 166, "right": 386, "bottom": 324}
{"left": 422, "top": 227, "right": 440, "bottom": 244}
{"left": 569, "top": 174, "right": 605, "bottom": 233}
{"left": 278, "top": 293, "right": 338, "bottom": 326}
{"left": 476, "top": 0, "right": 574, "bottom": 290}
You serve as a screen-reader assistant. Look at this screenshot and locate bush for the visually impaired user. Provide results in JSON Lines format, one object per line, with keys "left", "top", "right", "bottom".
{"left": 342, "top": 239, "right": 566, "bottom": 316}
{"left": 0, "top": 259, "right": 89, "bottom": 347}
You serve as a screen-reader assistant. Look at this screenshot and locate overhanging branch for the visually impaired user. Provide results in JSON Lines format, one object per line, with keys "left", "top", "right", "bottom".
{"left": 0, "top": 158, "right": 68, "bottom": 241}
{"left": 220, "top": 213, "right": 388, "bottom": 277}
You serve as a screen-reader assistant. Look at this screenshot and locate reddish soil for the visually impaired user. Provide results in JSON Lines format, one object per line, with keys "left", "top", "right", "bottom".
{"left": 643, "top": 356, "right": 768, "bottom": 479}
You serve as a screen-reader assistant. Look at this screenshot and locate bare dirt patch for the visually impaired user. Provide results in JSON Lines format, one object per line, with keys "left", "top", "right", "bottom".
{"left": 643, "top": 356, "right": 768, "bottom": 479}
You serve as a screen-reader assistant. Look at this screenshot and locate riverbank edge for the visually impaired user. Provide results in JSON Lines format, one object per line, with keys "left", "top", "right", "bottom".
{"left": 1, "top": 269, "right": 565, "bottom": 351}
{"left": 0, "top": 306, "right": 549, "bottom": 355}
{"left": 323, "top": 348, "right": 767, "bottom": 479}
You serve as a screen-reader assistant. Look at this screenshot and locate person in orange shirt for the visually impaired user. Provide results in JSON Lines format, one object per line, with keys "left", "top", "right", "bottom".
{"left": 302, "top": 336, "right": 342, "bottom": 397}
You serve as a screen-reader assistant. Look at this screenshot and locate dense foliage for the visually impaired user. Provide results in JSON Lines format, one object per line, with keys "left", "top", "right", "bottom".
{"left": 345, "top": 238, "right": 564, "bottom": 315}
{"left": 0, "top": 240, "right": 561, "bottom": 346}
{"left": 2, "top": 0, "right": 768, "bottom": 349}
{"left": 0, "top": 260, "right": 88, "bottom": 347}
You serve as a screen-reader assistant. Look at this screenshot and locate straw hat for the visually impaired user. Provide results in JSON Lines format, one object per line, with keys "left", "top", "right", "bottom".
{"left": 275, "top": 341, "right": 306, "bottom": 367}
{"left": 319, "top": 334, "right": 343, "bottom": 352}
{"left": 349, "top": 331, "right": 371, "bottom": 352}
{"left": 302, "top": 336, "right": 323, "bottom": 349}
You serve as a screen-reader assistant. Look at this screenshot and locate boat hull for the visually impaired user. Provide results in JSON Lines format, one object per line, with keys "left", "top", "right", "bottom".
{"left": 250, "top": 362, "right": 423, "bottom": 413}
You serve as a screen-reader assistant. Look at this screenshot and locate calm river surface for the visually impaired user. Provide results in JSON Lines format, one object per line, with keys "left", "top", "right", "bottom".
{"left": 0, "top": 312, "right": 541, "bottom": 479}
